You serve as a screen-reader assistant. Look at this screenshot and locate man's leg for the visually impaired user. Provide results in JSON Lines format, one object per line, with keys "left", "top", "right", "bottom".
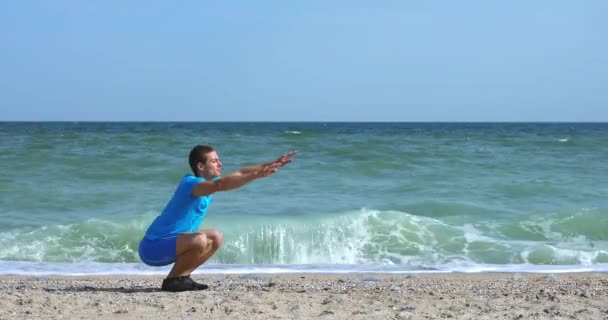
{"left": 196, "top": 229, "right": 224, "bottom": 266}
{"left": 166, "top": 229, "right": 223, "bottom": 279}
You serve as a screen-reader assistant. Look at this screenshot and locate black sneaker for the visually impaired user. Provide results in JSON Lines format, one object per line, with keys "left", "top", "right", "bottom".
{"left": 185, "top": 277, "right": 209, "bottom": 290}
{"left": 161, "top": 276, "right": 209, "bottom": 292}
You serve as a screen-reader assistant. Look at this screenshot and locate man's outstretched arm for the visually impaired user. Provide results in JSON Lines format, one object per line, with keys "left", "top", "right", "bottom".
{"left": 237, "top": 150, "right": 299, "bottom": 175}
{"left": 191, "top": 150, "right": 298, "bottom": 197}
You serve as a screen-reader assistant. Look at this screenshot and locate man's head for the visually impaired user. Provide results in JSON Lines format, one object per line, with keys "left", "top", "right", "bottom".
{"left": 189, "top": 145, "right": 223, "bottom": 179}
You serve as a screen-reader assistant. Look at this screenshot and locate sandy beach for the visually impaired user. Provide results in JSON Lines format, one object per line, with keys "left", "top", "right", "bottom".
{"left": 1, "top": 273, "right": 607, "bottom": 320}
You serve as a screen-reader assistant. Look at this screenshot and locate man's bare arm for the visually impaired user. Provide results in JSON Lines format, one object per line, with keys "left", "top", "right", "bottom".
{"left": 191, "top": 171, "right": 261, "bottom": 197}
{"left": 191, "top": 150, "right": 298, "bottom": 197}
{"left": 237, "top": 163, "right": 269, "bottom": 175}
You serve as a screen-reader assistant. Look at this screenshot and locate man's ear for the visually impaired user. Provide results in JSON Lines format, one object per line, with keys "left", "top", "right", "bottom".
{"left": 197, "top": 161, "right": 205, "bottom": 172}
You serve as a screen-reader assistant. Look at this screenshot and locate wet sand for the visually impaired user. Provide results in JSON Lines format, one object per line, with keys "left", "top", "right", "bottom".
{"left": 1, "top": 273, "right": 607, "bottom": 319}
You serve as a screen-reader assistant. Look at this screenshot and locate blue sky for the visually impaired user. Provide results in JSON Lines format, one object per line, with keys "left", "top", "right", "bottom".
{"left": 1, "top": 1, "right": 606, "bottom": 121}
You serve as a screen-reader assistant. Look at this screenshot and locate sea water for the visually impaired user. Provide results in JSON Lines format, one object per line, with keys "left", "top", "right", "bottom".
{"left": 1, "top": 122, "right": 607, "bottom": 275}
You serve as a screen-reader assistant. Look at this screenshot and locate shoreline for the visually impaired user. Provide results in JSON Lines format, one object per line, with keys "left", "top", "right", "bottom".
{"left": 3, "top": 260, "right": 608, "bottom": 277}
{"left": 1, "top": 272, "right": 607, "bottom": 319}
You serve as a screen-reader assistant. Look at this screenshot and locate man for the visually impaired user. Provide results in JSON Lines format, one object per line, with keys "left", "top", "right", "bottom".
{"left": 139, "top": 145, "right": 298, "bottom": 292}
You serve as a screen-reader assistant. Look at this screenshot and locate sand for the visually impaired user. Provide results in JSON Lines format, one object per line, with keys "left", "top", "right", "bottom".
{"left": 1, "top": 273, "right": 607, "bottom": 319}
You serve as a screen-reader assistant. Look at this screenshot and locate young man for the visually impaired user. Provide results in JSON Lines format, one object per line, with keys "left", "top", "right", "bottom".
{"left": 139, "top": 145, "right": 298, "bottom": 292}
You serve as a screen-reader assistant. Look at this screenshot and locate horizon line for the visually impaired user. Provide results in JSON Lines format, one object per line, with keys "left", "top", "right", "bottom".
{"left": 1, "top": 120, "right": 608, "bottom": 124}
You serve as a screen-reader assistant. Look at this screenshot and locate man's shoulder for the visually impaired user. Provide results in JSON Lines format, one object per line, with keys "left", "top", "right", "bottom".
{"left": 180, "top": 174, "right": 206, "bottom": 183}
{"left": 176, "top": 174, "right": 215, "bottom": 199}
{"left": 174, "top": 174, "right": 202, "bottom": 194}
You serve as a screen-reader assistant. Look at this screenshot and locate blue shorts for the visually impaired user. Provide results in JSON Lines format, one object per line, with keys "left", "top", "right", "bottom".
{"left": 138, "top": 236, "right": 178, "bottom": 267}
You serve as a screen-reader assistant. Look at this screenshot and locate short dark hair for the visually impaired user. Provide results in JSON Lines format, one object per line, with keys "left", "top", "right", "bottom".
{"left": 189, "top": 145, "right": 215, "bottom": 176}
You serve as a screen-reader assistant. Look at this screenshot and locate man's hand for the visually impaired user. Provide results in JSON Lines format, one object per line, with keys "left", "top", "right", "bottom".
{"left": 256, "top": 150, "right": 299, "bottom": 178}
{"left": 270, "top": 150, "right": 299, "bottom": 168}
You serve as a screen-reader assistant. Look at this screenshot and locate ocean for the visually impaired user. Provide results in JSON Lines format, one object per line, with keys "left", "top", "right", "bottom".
{"left": 1, "top": 122, "right": 607, "bottom": 275}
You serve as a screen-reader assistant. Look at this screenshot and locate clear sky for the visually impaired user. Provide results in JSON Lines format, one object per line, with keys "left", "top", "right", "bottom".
{"left": 1, "top": 1, "right": 606, "bottom": 122}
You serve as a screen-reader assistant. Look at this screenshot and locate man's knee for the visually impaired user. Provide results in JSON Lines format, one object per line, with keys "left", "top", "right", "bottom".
{"left": 189, "top": 233, "right": 208, "bottom": 253}
{"left": 197, "top": 233, "right": 209, "bottom": 244}
{"left": 207, "top": 230, "right": 224, "bottom": 250}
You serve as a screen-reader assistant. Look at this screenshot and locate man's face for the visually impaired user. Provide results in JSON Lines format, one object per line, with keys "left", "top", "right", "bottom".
{"left": 201, "top": 151, "right": 223, "bottom": 179}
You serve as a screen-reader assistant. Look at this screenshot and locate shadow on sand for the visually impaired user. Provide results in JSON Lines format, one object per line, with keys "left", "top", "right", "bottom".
{"left": 44, "top": 286, "right": 160, "bottom": 294}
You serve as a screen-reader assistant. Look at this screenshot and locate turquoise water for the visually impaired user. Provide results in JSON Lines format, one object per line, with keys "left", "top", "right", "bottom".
{"left": 1, "top": 122, "right": 607, "bottom": 275}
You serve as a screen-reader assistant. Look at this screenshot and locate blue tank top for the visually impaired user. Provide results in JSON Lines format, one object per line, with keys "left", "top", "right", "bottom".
{"left": 144, "top": 174, "right": 213, "bottom": 240}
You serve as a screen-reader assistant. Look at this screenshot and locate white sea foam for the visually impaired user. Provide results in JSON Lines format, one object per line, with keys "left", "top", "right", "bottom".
{"left": 1, "top": 261, "right": 608, "bottom": 276}
{"left": 2, "top": 208, "right": 606, "bottom": 273}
